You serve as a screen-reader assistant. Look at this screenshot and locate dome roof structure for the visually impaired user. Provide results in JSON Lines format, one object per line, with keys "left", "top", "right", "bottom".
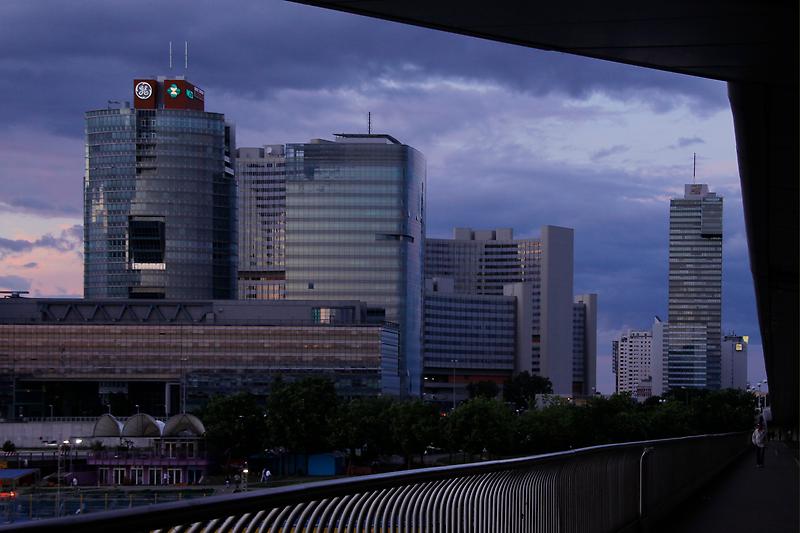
{"left": 92, "top": 414, "right": 123, "bottom": 437}
{"left": 121, "top": 413, "right": 165, "bottom": 438}
{"left": 163, "top": 413, "right": 206, "bottom": 437}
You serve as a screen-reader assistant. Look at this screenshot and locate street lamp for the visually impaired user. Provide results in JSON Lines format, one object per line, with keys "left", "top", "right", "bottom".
{"left": 56, "top": 440, "right": 69, "bottom": 516}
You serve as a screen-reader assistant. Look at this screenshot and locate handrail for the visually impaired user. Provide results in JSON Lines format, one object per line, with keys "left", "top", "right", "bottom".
{"left": 1, "top": 431, "right": 748, "bottom": 532}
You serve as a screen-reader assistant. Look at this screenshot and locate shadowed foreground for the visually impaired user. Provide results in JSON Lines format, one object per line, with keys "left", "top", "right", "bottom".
{"left": 654, "top": 441, "right": 799, "bottom": 533}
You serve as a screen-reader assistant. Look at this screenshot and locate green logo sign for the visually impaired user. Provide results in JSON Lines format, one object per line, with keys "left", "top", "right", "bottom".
{"left": 186, "top": 89, "right": 194, "bottom": 99}
{"left": 168, "top": 83, "right": 181, "bottom": 98}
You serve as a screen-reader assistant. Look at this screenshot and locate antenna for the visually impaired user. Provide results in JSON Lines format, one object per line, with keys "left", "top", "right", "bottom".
{"left": 169, "top": 41, "right": 173, "bottom": 70}
{"left": 693, "top": 152, "right": 696, "bottom": 184}
{"left": 185, "top": 41, "right": 188, "bottom": 70}
{"left": 368, "top": 112, "right": 371, "bottom": 134}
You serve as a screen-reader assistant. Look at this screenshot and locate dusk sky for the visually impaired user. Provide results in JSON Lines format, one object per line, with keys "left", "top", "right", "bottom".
{"left": 0, "top": 0, "right": 765, "bottom": 392}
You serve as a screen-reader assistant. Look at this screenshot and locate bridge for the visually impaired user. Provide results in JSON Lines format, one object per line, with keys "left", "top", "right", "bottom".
{"left": 2, "top": 432, "right": 786, "bottom": 532}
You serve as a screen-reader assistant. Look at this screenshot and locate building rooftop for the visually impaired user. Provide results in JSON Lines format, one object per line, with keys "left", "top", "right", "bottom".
{"left": 333, "top": 133, "right": 402, "bottom": 145}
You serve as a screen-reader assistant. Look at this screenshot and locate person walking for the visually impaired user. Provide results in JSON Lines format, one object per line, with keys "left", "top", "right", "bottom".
{"left": 752, "top": 418, "right": 767, "bottom": 468}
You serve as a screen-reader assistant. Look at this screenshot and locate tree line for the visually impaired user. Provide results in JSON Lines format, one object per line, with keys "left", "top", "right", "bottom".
{"left": 198, "top": 374, "right": 756, "bottom": 469}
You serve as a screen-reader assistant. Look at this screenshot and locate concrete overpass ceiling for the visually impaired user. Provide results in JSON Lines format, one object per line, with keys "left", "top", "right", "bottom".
{"left": 291, "top": 0, "right": 798, "bottom": 425}
{"left": 290, "top": 1, "right": 796, "bottom": 85}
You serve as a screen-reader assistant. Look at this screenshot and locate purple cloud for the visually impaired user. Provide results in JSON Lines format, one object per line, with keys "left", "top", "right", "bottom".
{"left": 591, "top": 145, "right": 630, "bottom": 161}
{"left": 0, "top": 225, "right": 82, "bottom": 259}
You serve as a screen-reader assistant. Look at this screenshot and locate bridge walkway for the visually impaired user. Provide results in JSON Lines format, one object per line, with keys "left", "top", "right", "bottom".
{"left": 654, "top": 440, "right": 799, "bottom": 532}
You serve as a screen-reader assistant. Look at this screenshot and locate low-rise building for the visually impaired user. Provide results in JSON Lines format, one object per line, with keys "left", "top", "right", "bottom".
{"left": 0, "top": 298, "right": 399, "bottom": 419}
{"left": 422, "top": 277, "right": 516, "bottom": 405}
{"left": 89, "top": 413, "right": 207, "bottom": 486}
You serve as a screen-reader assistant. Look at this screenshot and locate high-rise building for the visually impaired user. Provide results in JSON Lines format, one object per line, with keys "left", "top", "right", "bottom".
{"left": 236, "top": 145, "right": 287, "bottom": 300}
{"left": 84, "top": 77, "right": 236, "bottom": 299}
{"left": 573, "top": 294, "right": 597, "bottom": 396}
{"left": 612, "top": 329, "right": 653, "bottom": 398}
{"left": 651, "top": 317, "right": 667, "bottom": 396}
{"left": 425, "top": 226, "right": 592, "bottom": 395}
{"left": 666, "top": 184, "right": 723, "bottom": 390}
{"left": 721, "top": 334, "right": 748, "bottom": 390}
{"left": 237, "top": 134, "right": 425, "bottom": 394}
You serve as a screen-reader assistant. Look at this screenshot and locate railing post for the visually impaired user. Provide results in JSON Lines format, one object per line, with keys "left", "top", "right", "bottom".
{"left": 639, "top": 446, "right": 654, "bottom": 518}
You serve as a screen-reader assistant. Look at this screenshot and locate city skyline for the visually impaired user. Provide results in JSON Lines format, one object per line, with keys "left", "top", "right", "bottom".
{"left": 0, "top": 0, "right": 764, "bottom": 393}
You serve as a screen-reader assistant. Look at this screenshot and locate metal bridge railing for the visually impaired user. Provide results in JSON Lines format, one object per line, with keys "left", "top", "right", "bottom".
{"left": 2, "top": 432, "right": 748, "bottom": 533}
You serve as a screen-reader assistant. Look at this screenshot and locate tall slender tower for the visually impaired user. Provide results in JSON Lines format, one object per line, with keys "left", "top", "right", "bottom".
{"left": 666, "top": 184, "right": 723, "bottom": 389}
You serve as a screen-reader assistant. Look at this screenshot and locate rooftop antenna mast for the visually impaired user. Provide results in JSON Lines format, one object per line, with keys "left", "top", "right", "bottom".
{"left": 169, "top": 41, "right": 173, "bottom": 70}
{"left": 185, "top": 41, "right": 188, "bottom": 71}
{"left": 693, "top": 152, "right": 696, "bottom": 184}
{"left": 368, "top": 112, "right": 371, "bottom": 134}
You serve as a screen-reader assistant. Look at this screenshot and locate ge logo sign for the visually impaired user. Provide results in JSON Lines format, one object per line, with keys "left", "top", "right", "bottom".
{"left": 135, "top": 82, "right": 153, "bottom": 100}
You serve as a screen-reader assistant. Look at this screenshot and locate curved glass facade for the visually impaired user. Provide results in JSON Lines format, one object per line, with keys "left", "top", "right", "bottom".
{"left": 283, "top": 137, "right": 425, "bottom": 395}
{"left": 84, "top": 106, "right": 235, "bottom": 299}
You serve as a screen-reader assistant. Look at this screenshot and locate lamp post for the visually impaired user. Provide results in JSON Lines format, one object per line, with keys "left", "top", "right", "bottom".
{"left": 56, "top": 440, "right": 69, "bottom": 516}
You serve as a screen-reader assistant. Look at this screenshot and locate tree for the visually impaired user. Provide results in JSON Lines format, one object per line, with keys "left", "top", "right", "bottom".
{"left": 199, "top": 392, "right": 266, "bottom": 463}
{"left": 446, "top": 398, "right": 513, "bottom": 457}
{"left": 333, "top": 396, "right": 395, "bottom": 462}
{"left": 388, "top": 399, "right": 439, "bottom": 467}
{"left": 467, "top": 381, "right": 500, "bottom": 400}
{"left": 504, "top": 372, "right": 553, "bottom": 410}
{"left": 266, "top": 377, "right": 339, "bottom": 454}
{"left": 2, "top": 440, "right": 15, "bottom": 453}
{"left": 514, "top": 400, "right": 577, "bottom": 454}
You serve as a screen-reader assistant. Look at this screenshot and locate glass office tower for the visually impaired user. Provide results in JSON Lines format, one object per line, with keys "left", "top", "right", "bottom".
{"left": 236, "top": 145, "right": 287, "bottom": 299}
{"left": 282, "top": 134, "right": 425, "bottom": 395}
{"left": 84, "top": 77, "right": 236, "bottom": 299}
{"left": 667, "top": 184, "right": 723, "bottom": 389}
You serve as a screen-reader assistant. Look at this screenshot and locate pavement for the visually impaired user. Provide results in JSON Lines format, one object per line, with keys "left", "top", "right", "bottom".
{"left": 653, "top": 441, "right": 799, "bottom": 533}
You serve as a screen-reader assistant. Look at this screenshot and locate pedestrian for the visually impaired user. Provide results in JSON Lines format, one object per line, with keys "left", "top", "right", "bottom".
{"left": 263, "top": 469, "right": 272, "bottom": 485}
{"left": 752, "top": 418, "right": 767, "bottom": 468}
